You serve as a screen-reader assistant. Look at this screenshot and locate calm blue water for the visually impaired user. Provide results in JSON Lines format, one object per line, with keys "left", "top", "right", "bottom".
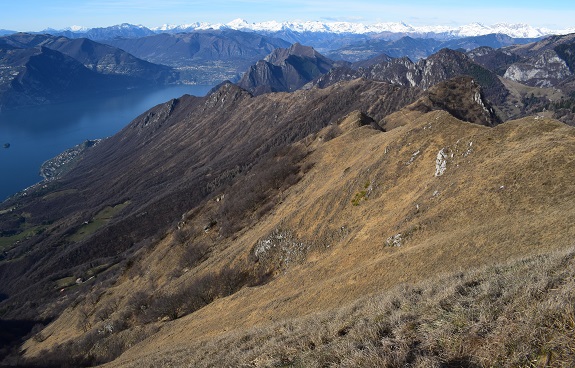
{"left": 0, "top": 85, "right": 212, "bottom": 201}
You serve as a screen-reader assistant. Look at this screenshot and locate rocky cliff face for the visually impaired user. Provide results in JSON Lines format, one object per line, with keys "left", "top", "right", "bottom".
{"left": 401, "top": 76, "right": 501, "bottom": 127}
{"left": 313, "top": 36, "right": 575, "bottom": 126}
{"left": 504, "top": 49, "right": 572, "bottom": 87}
{"left": 314, "top": 48, "right": 508, "bottom": 107}
{"left": 498, "top": 34, "right": 575, "bottom": 89}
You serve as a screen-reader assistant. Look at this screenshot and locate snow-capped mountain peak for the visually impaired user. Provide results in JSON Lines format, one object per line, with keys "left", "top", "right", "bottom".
{"left": 66, "top": 25, "right": 89, "bottom": 32}
{"left": 183, "top": 20, "right": 571, "bottom": 38}
{"left": 55, "top": 20, "right": 574, "bottom": 39}
{"left": 226, "top": 18, "right": 251, "bottom": 29}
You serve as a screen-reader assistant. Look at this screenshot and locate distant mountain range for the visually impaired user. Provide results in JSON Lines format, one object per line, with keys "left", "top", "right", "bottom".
{"left": 23, "top": 21, "right": 564, "bottom": 65}
{"left": 103, "top": 30, "right": 290, "bottom": 84}
{"left": 0, "top": 30, "right": 289, "bottom": 108}
{"left": 326, "top": 34, "right": 543, "bottom": 62}
{"left": 35, "top": 20, "right": 575, "bottom": 40}
{"left": 1, "top": 33, "right": 177, "bottom": 82}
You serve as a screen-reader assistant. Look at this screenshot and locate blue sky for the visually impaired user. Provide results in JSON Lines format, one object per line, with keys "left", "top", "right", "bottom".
{"left": 1, "top": 0, "right": 574, "bottom": 31}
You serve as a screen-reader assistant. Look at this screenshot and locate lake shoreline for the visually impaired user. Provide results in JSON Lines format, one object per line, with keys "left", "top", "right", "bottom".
{"left": 0, "top": 84, "right": 213, "bottom": 200}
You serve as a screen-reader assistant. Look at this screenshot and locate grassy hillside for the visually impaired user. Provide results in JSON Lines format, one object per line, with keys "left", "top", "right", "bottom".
{"left": 106, "top": 245, "right": 575, "bottom": 367}
{"left": 17, "top": 103, "right": 575, "bottom": 367}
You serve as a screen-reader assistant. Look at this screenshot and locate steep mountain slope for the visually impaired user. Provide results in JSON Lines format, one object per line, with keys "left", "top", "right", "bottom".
{"left": 238, "top": 43, "right": 336, "bottom": 95}
{"left": 0, "top": 79, "right": 421, "bottom": 324}
{"left": 1, "top": 33, "right": 177, "bottom": 83}
{"left": 0, "top": 45, "right": 132, "bottom": 108}
{"left": 0, "top": 33, "right": 178, "bottom": 109}
{"left": 15, "top": 86, "right": 574, "bottom": 367}
{"left": 0, "top": 25, "right": 573, "bottom": 368}
{"left": 0, "top": 26, "right": 574, "bottom": 363}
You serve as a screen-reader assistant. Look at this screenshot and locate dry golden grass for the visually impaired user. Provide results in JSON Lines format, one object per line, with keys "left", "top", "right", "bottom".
{"left": 22, "top": 109, "right": 575, "bottom": 367}
{"left": 103, "top": 245, "right": 575, "bottom": 367}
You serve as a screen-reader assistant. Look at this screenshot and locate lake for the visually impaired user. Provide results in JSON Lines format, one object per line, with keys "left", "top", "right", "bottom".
{"left": 0, "top": 85, "right": 213, "bottom": 201}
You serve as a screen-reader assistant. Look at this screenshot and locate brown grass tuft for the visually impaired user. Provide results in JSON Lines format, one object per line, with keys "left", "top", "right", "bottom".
{"left": 101, "top": 246, "right": 575, "bottom": 368}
